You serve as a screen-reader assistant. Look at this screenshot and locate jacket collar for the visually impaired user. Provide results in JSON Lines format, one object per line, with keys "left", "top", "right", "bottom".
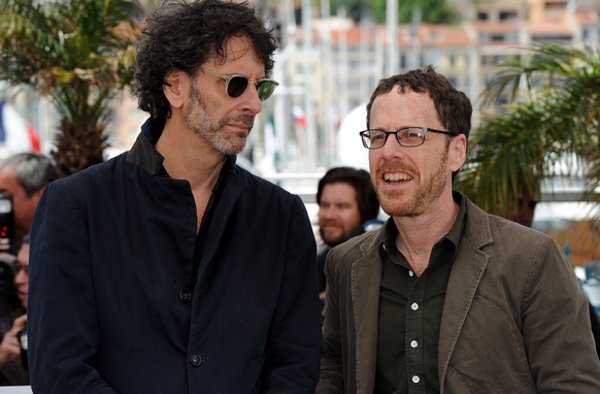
{"left": 352, "top": 193, "right": 493, "bottom": 267}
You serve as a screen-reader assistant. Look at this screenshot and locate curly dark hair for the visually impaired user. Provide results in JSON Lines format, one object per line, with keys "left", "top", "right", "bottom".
{"left": 133, "top": 0, "right": 277, "bottom": 119}
{"left": 366, "top": 65, "right": 472, "bottom": 142}
{"left": 316, "top": 166, "right": 380, "bottom": 223}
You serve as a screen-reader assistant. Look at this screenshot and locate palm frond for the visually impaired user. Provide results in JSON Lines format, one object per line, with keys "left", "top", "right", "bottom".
{"left": 0, "top": 0, "right": 143, "bottom": 176}
{"left": 462, "top": 43, "right": 600, "bottom": 220}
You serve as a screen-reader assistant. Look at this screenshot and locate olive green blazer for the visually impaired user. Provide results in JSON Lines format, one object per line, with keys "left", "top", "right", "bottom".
{"left": 318, "top": 197, "right": 600, "bottom": 394}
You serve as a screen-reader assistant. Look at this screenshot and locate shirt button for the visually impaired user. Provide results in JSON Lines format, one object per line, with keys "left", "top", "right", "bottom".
{"left": 412, "top": 375, "right": 420, "bottom": 384}
{"left": 179, "top": 289, "right": 192, "bottom": 304}
{"left": 189, "top": 353, "right": 202, "bottom": 367}
{"left": 409, "top": 270, "right": 414, "bottom": 277}
{"left": 410, "top": 340, "right": 418, "bottom": 348}
{"left": 411, "top": 302, "right": 419, "bottom": 311}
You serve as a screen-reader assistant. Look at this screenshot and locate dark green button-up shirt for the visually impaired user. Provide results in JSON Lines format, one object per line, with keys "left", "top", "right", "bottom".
{"left": 374, "top": 194, "right": 466, "bottom": 394}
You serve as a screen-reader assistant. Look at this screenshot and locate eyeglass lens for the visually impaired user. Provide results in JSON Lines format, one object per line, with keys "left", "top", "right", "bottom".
{"left": 227, "top": 76, "right": 276, "bottom": 101}
{"left": 361, "top": 128, "right": 426, "bottom": 148}
{"left": 227, "top": 76, "right": 248, "bottom": 98}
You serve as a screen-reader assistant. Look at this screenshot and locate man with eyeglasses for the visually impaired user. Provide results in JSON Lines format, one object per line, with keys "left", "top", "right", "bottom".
{"left": 27, "top": 1, "right": 321, "bottom": 393}
{"left": 317, "top": 66, "right": 600, "bottom": 393}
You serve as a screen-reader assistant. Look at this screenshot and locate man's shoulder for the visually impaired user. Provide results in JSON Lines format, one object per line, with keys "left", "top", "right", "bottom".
{"left": 329, "top": 228, "right": 382, "bottom": 262}
{"left": 57, "top": 153, "right": 126, "bottom": 182}
{"left": 232, "top": 164, "right": 302, "bottom": 207}
{"left": 233, "top": 164, "right": 286, "bottom": 191}
{"left": 323, "top": 230, "right": 383, "bottom": 288}
{"left": 463, "top": 197, "right": 552, "bottom": 247}
{"left": 45, "top": 154, "right": 129, "bottom": 200}
{"left": 485, "top": 211, "right": 551, "bottom": 246}
{"left": 462, "top": 200, "right": 564, "bottom": 279}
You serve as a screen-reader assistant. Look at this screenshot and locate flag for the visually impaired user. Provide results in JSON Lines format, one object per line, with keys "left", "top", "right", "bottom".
{"left": 0, "top": 101, "right": 41, "bottom": 153}
{"left": 292, "top": 105, "right": 307, "bottom": 128}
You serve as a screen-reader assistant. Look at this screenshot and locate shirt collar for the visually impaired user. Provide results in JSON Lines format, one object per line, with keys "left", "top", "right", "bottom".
{"left": 380, "top": 192, "right": 467, "bottom": 256}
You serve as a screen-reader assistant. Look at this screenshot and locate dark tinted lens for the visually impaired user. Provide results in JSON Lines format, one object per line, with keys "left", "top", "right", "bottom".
{"left": 257, "top": 80, "right": 276, "bottom": 101}
{"left": 227, "top": 76, "right": 249, "bottom": 98}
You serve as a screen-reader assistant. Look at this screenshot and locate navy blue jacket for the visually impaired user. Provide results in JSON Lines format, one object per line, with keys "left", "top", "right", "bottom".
{"left": 28, "top": 119, "right": 322, "bottom": 393}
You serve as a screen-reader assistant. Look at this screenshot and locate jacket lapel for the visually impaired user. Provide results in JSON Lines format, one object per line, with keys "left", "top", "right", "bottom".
{"left": 196, "top": 160, "right": 246, "bottom": 284}
{"left": 437, "top": 200, "right": 493, "bottom": 393}
{"left": 351, "top": 227, "right": 386, "bottom": 393}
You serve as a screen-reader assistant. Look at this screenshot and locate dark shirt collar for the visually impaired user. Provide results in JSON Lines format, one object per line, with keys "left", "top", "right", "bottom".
{"left": 446, "top": 191, "right": 466, "bottom": 250}
{"left": 380, "top": 192, "right": 466, "bottom": 257}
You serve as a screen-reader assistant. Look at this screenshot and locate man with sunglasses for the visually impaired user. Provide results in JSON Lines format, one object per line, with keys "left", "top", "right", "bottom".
{"left": 317, "top": 66, "right": 600, "bottom": 393}
{"left": 27, "top": 1, "right": 321, "bottom": 393}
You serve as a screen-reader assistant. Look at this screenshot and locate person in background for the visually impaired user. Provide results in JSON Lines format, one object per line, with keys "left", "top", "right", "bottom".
{"left": 13, "top": 235, "right": 29, "bottom": 310}
{"left": 0, "top": 153, "right": 58, "bottom": 254}
{"left": 316, "top": 167, "right": 380, "bottom": 301}
{"left": 317, "top": 66, "right": 600, "bottom": 393}
{"left": 0, "top": 153, "right": 55, "bottom": 385}
{"left": 28, "top": 1, "right": 321, "bottom": 393}
{"left": 0, "top": 235, "right": 29, "bottom": 385}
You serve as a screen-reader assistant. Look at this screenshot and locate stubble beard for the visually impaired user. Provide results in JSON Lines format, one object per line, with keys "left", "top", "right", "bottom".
{"left": 377, "top": 149, "right": 449, "bottom": 218}
{"left": 184, "top": 83, "right": 253, "bottom": 156}
{"left": 319, "top": 224, "right": 347, "bottom": 246}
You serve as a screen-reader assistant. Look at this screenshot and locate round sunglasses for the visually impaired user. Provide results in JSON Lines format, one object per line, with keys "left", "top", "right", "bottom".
{"left": 201, "top": 67, "right": 279, "bottom": 101}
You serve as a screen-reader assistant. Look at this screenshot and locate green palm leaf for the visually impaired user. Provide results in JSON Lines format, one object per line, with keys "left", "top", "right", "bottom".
{"left": 0, "top": 0, "right": 142, "bottom": 176}
{"left": 456, "top": 43, "right": 600, "bottom": 222}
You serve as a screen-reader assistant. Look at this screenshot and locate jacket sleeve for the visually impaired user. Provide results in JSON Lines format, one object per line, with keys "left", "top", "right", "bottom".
{"left": 316, "top": 249, "right": 345, "bottom": 393}
{"left": 28, "top": 182, "right": 117, "bottom": 393}
{"left": 523, "top": 236, "right": 600, "bottom": 392}
{"left": 261, "top": 195, "right": 322, "bottom": 393}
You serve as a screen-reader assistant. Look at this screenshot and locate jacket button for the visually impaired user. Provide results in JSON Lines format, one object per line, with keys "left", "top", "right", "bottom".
{"left": 189, "top": 353, "right": 202, "bottom": 367}
{"left": 179, "top": 289, "right": 192, "bottom": 303}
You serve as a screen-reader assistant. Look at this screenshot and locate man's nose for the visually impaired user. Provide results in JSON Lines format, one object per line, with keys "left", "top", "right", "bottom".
{"left": 14, "top": 269, "right": 26, "bottom": 284}
{"left": 241, "top": 85, "right": 263, "bottom": 115}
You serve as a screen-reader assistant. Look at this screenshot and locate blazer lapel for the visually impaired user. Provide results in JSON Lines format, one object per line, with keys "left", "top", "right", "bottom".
{"left": 438, "top": 200, "right": 493, "bottom": 393}
{"left": 351, "top": 228, "right": 385, "bottom": 393}
{"left": 196, "top": 161, "right": 246, "bottom": 284}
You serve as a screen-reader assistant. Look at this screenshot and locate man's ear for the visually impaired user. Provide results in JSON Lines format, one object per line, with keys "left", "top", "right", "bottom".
{"left": 163, "top": 70, "right": 188, "bottom": 109}
{"left": 449, "top": 134, "right": 467, "bottom": 172}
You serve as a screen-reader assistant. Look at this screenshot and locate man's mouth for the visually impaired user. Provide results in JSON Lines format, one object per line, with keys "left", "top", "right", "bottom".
{"left": 383, "top": 172, "right": 413, "bottom": 182}
{"left": 229, "top": 123, "right": 252, "bottom": 132}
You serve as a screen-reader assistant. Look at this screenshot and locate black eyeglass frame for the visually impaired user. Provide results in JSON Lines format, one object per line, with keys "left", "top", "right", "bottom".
{"left": 359, "top": 127, "right": 455, "bottom": 149}
{"left": 201, "top": 67, "right": 279, "bottom": 101}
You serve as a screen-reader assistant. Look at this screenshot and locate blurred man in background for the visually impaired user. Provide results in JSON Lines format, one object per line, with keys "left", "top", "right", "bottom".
{"left": 0, "top": 152, "right": 55, "bottom": 386}
{"left": 0, "top": 235, "right": 29, "bottom": 385}
{"left": 316, "top": 166, "right": 380, "bottom": 301}
{"left": 0, "top": 153, "right": 58, "bottom": 254}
